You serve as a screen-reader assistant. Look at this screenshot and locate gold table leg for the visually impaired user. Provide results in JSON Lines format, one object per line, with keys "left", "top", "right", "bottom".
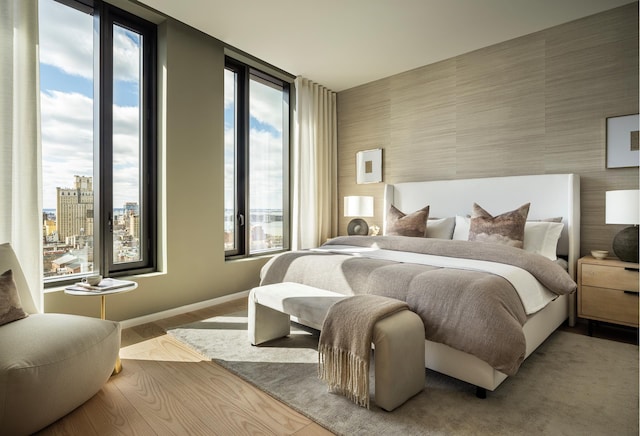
{"left": 112, "top": 356, "right": 123, "bottom": 375}
{"left": 100, "top": 295, "right": 106, "bottom": 320}
{"left": 100, "top": 295, "right": 123, "bottom": 375}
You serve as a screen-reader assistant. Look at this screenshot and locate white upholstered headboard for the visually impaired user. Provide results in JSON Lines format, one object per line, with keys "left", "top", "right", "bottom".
{"left": 384, "top": 174, "right": 580, "bottom": 280}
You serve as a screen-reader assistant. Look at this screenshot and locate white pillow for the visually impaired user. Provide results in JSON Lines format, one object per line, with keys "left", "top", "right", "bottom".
{"left": 454, "top": 216, "right": 563, "bottom": 260}
{"left": 426, "top": 217, "right": 456, "bottom": 239}
{"left": 523, "top": 221, "right": 564, "bottom": 260}
{"left": 452, "top": 215, "right": 470, "bottom": 241}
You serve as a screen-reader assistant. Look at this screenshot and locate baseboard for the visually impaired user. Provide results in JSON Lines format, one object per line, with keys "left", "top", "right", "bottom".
{"left": 119, "top": 290, "right": 250, "bottom": 329}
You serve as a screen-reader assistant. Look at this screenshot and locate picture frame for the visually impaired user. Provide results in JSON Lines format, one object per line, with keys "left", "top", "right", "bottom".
{"left": 606, "top": 114, "right": 639, "bottom": 169}
{"left": 356, "top": 148, "right": 382, "bottom": 184}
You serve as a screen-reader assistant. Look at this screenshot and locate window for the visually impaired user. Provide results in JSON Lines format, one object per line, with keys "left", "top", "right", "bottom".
{"left": 224, "top": 58, "right": 290, "bottom": 257}
{"left": 39, "top": 0, "right": 156, "bottom": 283}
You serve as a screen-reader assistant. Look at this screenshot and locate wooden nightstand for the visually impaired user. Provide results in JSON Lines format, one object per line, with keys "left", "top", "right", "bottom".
{"left": 577, "top": 256, "right": 639, "bottom": 335}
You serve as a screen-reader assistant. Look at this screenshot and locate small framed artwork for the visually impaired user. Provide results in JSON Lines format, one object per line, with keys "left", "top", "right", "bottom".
{"left": 356, "top": 148, "right": 382, "bottom": 184}
{"left": 606, "top": 114, "right": 639, "bottom": 168}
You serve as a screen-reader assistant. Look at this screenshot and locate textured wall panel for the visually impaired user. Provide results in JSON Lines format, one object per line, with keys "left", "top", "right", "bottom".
{"left": 337, "top": 3, "right": 638, "bottom": 256}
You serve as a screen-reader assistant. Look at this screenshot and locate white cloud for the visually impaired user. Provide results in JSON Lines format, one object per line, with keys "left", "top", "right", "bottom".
{"left": 113, "top": 165, "right": 141, "bottom": 208}
{"left": 113, "top": 26, "right": 141, "bottom": 83}
{"left": 41, "top": 91, "right": 94, "bottom": 209}
{"left": 113, "top": 105, "right": 141, "bottom": 167}
{"left": 224, "top": 69, "right": 235, "bottom": 110}
{"left": 250, "top": 79, "right": 284, "bottom": 134}
{"left": 38, "top": 0, "right": 142, "bottom": 211}
{"left": 224, "top": 79, "right": 286, "bottom": 211}
{"left": 224, "top": 126, "right": 285, "bottom": 211}
{"left": 38, "top": 0, "right": 93, "bottom": 80}
{"left": 224, "top": 127, "right": 236, "bottom": 210}
{"left": 225, "top": 69, "right": 285, "bottom": 135}
{"left": 249, "top": 128, "right": 284, "bottom": 210}
{"left": 41, "top": 90, "right": 140, "bottom": 209}
{"left": 38, "top": 0, "right": 140, "bottom": 83}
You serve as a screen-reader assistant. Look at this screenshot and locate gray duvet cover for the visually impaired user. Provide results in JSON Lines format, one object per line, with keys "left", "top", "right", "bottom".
{"left": 260, "top": 236, "right": 576, "bottom": 376}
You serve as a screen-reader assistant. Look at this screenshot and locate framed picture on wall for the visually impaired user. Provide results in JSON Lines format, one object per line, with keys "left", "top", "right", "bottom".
{"left": 356, "top": 148, "right": 382, "bottom": 184}
{"left": 606, "top": 114, "right": 639, "bottom": 168}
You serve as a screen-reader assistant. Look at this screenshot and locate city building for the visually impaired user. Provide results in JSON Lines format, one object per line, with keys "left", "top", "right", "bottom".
{"left": 56, "top": 175, "right": 94, "bottom": 243}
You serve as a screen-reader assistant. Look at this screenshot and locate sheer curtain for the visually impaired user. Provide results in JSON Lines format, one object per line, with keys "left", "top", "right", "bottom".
{"left": 0, "top": 0, "right": 43, "bottom": 311}
{"left": 292, "top": 77, "right": 338, "bottom": 250}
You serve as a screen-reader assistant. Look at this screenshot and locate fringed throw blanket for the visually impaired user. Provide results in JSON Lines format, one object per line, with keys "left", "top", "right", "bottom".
{"left": 318, "top": 295, "right": 409, "bottom": 408}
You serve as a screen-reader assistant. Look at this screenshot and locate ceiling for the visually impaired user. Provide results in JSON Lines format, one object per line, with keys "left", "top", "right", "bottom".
{"left": 135, "top": 0, "right": 634, "bottom": 92}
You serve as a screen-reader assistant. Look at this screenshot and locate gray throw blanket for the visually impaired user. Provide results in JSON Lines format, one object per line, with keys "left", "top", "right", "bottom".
{"left": 318, "top": 295, "right": 409, "bottom": 409}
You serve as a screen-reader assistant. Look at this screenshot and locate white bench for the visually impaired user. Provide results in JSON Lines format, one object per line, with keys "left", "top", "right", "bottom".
{"left": 248, "top": 282, "right": 425, "bottom": 411}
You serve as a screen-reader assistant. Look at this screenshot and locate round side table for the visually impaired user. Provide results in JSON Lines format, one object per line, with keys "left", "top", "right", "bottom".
{"left": 64, "top": 280, "right": 137, "bottom": 374}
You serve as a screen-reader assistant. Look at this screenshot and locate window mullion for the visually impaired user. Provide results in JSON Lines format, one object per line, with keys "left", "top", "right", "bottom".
{"left": 239, "top": 64, "right": 250, "bottom": 256}
{"left": 98, "top": 1, "right": 114, "bottom": 276}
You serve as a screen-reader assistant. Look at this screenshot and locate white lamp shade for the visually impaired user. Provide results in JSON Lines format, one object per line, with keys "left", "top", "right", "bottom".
{"left": 606, "top": 190, "right": 640, "bottom": 225}
{"left": 344, "top": 196, "right": 374, "bottom": 217}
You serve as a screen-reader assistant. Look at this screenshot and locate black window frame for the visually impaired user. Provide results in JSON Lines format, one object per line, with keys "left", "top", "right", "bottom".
{"left": 43, "top": 0, "right": 157, "bottom": 284}
{"left": 224, "top": 57, "right": 291, "bottom": 259}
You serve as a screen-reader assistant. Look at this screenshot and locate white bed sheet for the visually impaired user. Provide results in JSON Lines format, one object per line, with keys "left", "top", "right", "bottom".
{"left": 313, "top": 244, "right": 557, "bottom": 314}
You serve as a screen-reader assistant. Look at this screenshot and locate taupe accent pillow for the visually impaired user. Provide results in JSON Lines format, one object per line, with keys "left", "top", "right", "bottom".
{"left": 385, "top": 204, "right": 430, "bottom": 237}
{"left": 469, "top": 203, "right": 530, "bottom": 248}
{"left": 0, "top": 269, "right": 28, "bottom": 326}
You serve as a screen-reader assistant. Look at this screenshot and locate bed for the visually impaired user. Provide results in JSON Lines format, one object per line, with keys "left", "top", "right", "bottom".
{"left": 260, "top": 173, "right": 580, "bottom": 396}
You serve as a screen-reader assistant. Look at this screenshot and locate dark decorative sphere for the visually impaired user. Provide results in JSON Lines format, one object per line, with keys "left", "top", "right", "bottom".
{"left": 347, "top": 219, "right": 369, "bottom": 236}
{"left": 612, "top": 226, "right": 639, "bottom": 263}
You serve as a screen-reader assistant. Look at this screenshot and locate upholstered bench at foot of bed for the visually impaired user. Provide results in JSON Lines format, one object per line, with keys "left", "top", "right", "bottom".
{"left": 248, "top": 282, "right": 425, "bottom": 411}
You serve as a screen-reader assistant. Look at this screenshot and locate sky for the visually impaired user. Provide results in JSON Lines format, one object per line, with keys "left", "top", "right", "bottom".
{"left": 224, "top": 73, "right": 285, "bottom": 212}
{"left": 39, "top": 0, "right": 142, "bottom": 210}
{"left": 41, "top": 0, "right": 286, "bottom": 213}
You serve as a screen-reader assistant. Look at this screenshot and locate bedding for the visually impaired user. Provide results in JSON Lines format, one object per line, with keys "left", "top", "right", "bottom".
{"left": 385, "top": 204, "right": 429, "bottom": 237}
{"left": 260, "top": 235, "right": 576, "bottom": 376}
{"left": 452, "top": 215, "right": 565, "bottom": 260}
{"left": 468, "top": 203, "right": 530, "bottom": 248}
{"left": 426, "top": 217, "right": 456, "bottom": 239}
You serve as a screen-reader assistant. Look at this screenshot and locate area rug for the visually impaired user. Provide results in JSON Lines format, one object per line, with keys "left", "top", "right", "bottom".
{"left": 167, "top": 312, "right": 638, "bottom": 435}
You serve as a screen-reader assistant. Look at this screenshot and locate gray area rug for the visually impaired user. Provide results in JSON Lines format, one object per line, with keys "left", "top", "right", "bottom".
{"left": 167, "top": 312, "right": 638, "bottom": 435}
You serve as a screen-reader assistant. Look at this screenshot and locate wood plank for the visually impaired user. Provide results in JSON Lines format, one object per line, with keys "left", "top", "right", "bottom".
{"left": 162, "top": 357, "right": 311, "bottom": 435}
{"left": 36, "top": 299, "right": 329, "bottom": 436}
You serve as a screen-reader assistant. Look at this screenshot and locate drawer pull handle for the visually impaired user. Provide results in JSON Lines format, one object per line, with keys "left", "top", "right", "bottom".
{"left": 623, "top": 290, "right": 639, "bottom": 296}
{"left": 624, "top": 267, "right": 639, "bottom": 272}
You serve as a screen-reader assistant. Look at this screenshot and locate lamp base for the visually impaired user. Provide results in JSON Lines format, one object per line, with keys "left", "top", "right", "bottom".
{"left": 347, "top": 218, "right": 369, "bottom": 236}
{"left": 612, "top": 225, "right": 639, "bottom": 263}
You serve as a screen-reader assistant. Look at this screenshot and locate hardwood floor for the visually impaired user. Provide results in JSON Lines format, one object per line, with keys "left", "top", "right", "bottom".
{"left": 35, "top": 297, "right": 637, "bottom": 435}
{"left": 36, "top": 298, "right": 334, "bottom": 436}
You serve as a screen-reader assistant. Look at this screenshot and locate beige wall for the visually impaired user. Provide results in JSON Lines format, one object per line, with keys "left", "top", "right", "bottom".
{"left": 44, "top": 3, "right": 638, "bottom": 319}
{"left": 337, "top": 3, "right": 639, "bottom": 257}
{"left": 45, "top": 19, "right": 271, "bottom": 320}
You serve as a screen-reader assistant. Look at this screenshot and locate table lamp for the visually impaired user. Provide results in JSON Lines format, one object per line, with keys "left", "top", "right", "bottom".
{"left": 344, "top": 196, "right": 374, "bottom": 235}
{"left": 606, "top": 189, "right": 639, "bottom": 263}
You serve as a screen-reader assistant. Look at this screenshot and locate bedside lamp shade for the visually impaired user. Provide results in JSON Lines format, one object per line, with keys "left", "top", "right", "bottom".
{"left": 606, "top": 190, "right": 639, "bottom": 225}
{"left": 344, "top": 196, "right": 374, "bottom": 217}
{"left": 344, "top": 196, "right": 373, "bottom": 235}
{"left": 606, "top": 190, "right": 639, "bottom": 263}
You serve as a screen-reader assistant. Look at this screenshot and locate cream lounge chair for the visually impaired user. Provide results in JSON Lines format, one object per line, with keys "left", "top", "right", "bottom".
{"left": 0, "top": 242, "right": 121, "bottom": 435}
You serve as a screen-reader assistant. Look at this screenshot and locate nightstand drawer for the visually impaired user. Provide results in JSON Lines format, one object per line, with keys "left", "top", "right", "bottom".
{"left": 579, "top": 285, "right": 639, "bottom": 327}
{"left": 581, "top": 264, "right": 639, "bottom": 292}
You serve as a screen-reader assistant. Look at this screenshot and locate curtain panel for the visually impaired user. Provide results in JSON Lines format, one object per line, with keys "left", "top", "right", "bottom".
{"left": 292, "top": 77, "right": 338, "bottom": 250}
{"left": 0, "top": 0, "right": 43, "bottom": 311}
